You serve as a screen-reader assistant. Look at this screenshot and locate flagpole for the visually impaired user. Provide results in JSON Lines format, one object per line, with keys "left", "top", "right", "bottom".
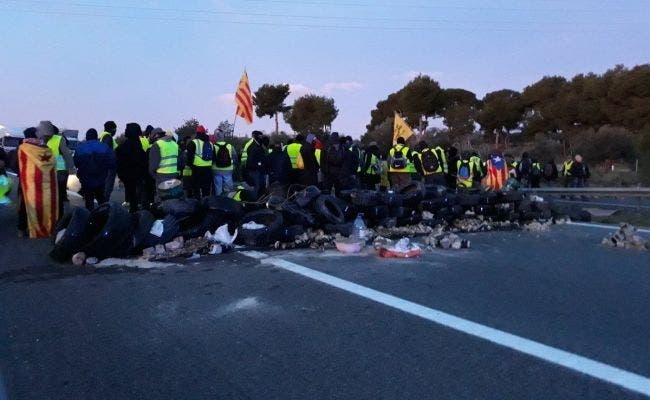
{"left": 232, "top": 112, "right": 238, "bottom": 138}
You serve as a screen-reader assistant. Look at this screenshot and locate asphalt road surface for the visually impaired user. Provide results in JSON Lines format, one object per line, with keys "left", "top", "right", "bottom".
{"left": 1, "top": 198, "right": 649, "bottom": 399}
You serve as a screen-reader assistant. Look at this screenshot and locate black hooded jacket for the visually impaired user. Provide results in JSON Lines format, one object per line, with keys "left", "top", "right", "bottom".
{"left": 115, "top": 123, "right": 147, "bottom": 181}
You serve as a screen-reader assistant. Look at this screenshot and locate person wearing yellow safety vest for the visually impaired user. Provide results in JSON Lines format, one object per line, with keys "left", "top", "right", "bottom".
{"left": 360, "top": 142, "right": 381, "bottom": 190}
{"left": 469, "top": 151, "right": 485, "bottom": 187}
{"left": 387, "top": 136, "right": 412, "bottom": 190}
{"left": 561, "top": 157, "right": 574, "bottom": 187}
{"left": 187, "top": 125, "right": 213, "bottom": 199}
{"left": 100, "top": 120, "right": 118, "bottom": 201}
{"left": 141, "top": 125, "right": 153, "bottom": 152}
{"left": 148, "top": 128, "right": 179, "bottom": 186}
{"left": 414, "top": 141, "right": 446, "bottom": 186}
{"left": 40, "top": 121, "right": 74, "bottom": 219}
{"left": 456, "top": 153, "right": 475, "bottom": 189}
{"left": 212, "top": 130, "right": 238, "bottom": 196}
{"left": 285, "top": 135, "right": 304, "bottom": 185}
{"left": 0, "top": 156, "right": 12, "bottom": 206}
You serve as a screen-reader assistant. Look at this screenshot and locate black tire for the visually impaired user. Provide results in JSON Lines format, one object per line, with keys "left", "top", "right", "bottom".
{"left": 203, "top": 196, "right": 243, "bottom": 218}
{"left": 397, "top": 213, "right": 422, "bottom": 227}
{"left": 502, "top": 191, "right": 524, "bottom": 203}
{"left": 132, "top": 210, "right": 156, "bottom": 250}
{"left": 457, "top": 193, "right": 481, "bottom": 207}
{"left": 237, "top": 210, "right": 284, "bottom": 247}
{"left": 472, "top": 205, "right": 496, "bottom": 216}
{"left": 377, "top": 217, "right": 397, "bottom": 228}
{"left": 323, "top": 223, "right": 354, "bottom": 236}
{"left": 83, "top": 202, "right": 134, "bottom": 259}
{"left": 49, "top": 207, "right": 91, "bottom": 262}
{"left": 280, "top": 201, "right": 317, "bottom": 227}
{"left": 532, "top": 201, "right": 550, "bottom": 213}
{"left": 160, "top": 198, "right": 200, "bottom": 219}
{"left": 479, "top": 192, "right": 498, "bottom": 205}
{"left": 424, "top": 184, "right": 447, "bottom": 199}
{"left": 294, "top": 185, "right": 321, "bottom": 207}
{"left": 313, "top": 195, "right": 345, "bottom": 225}
{"left": 389, "top": 206, "right": 410, "bottom": 218}
{"left": 179, "top": 210, "right": 225, "bottom": 240}
{"left": 399, "top": 182, "right": 425, "bottom": 207}
{"left": 141, "top": 215, "right": 180, "bottom": 248}
{"left": 331, "top": 197, "right": 358, "bottom": 221}
{"left": 363, "top": 205, "right": 389, "bottom": 221}
{"left": 569, "top": 209, "right": 591, "bottom": 222}
{"left": 419, "top": 198, "right": 446, "bottom": 212}
{"left": 266, "top": 195, "right": 286, "bottom": 210}
{"left": 379, "top": 191, "right": 403, "bottom": 207}
{"left": 349, "top": 190, "right": 379, "bottom": 207}
{"left": 280, "top": 225, "right": 306, "bottom": 242}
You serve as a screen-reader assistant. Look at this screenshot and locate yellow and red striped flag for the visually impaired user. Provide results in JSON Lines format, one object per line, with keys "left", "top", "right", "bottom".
{"left": 235, "top": 70, "right": 254, "bottom": 124}
{"left": 18, "top": 141, "right": 59, "bottom": 238}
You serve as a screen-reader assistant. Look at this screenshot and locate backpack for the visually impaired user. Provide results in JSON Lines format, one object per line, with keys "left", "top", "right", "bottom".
{"left": 326, "top": 144, "right": 344, "bottom": 167}
{"left": 199, "top": 140, "right": 213, "bottom": 162}
{"left": 458, "top": 160, "right": 472, "bottom": 180}
{"left": 214, "top": 143, "right": 232, "bottom": 168}
{"left": 517, "top": 159, "right": 532, "bottom": 177}
{"left": 390, "top": 146, "right": 407, "bottom": 169}
{"left": 420, "top": 149, "right": 439, "bottom": 173}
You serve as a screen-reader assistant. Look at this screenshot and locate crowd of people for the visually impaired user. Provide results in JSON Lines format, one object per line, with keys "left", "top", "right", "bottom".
{"left": 0, "top": 120, "right": 591, "bottom": 238}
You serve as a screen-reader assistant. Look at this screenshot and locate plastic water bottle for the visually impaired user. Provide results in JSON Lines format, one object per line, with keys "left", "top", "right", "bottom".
{"left": 352, "top": 213, "right": 367, "bottom": 241}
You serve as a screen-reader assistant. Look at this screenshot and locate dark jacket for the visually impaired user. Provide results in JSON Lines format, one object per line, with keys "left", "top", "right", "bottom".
{"left": 569, "top": 161, "right": 589, "bottom": 179}
{"left": 115, "top": 123, "right": 147, "bottom": 182}
{"left": 299, "top": 141, "right": 319, "bottom": 185}
{"left": 322, "top": 142, "right": 346, "bottom": 177}
{"left": 267, "top": 147, "right": 292, "bottom": 185}
{"left": 245, "top": 139, "right": 266, "bottom": 172}
{"left": 74, "top": 139, "right": 116, "bottom": 189}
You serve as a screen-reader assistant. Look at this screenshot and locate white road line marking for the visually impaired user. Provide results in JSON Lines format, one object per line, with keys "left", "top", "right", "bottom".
{"left": 240, "top": 250, "right": 269, "bottom": 259}
{"left": 241, "top": 252, "right": 650, "bottom": 397}
{"left": 568, "top": 221, "right": 650, "bottom": 233}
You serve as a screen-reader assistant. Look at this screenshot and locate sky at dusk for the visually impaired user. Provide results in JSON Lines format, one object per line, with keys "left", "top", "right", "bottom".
{"left": 1, "top": 0, "right": 649, "bottom": 138}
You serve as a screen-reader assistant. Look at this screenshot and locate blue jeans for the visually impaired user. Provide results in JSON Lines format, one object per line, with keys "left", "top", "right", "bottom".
{"left": 213, "top": 171, "right": 234, "bottom": 196}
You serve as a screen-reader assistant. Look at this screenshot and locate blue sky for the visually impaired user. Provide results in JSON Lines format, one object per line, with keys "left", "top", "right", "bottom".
{"left": 1, "top": 0, "right": 649, "bottom": 137}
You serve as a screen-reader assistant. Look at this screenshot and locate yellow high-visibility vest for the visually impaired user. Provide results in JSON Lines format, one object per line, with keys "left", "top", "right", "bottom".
{"left": 155, "top": 140, "right": 179, "bottom": 174}
{"left": 457, "top": 159, "right": 475, "bottom": 188}
{"left": 563, "top": 161, "right": 573, "bottom": 176}
{"left": 388, "top": 144, "right": 410, "bottom": 172}
{"left": 285, "top": 142, "right": 303, "bottom": 169}
{"left": 213, "top": 142, "right": 235, "bottom": 171}
{"left": 365, "top": 154, "right": 379, "bottom": 175}
{"left": 433, "top": 146, "right": 448, "bottom": 173}
{"left": 140, "top": 136, "right": 151, "bottom": 152}
{"left": 99, "top": 131, "right": 117, "bottom": 150}
{"left": 315, "top": 148, "right": 321, "bottom": 165}
{"left": 240, "top": 138, "right": 254, "bottom": 168}
{"left": 46, "top": 135, "right": 66, "bottom": 171}
{"left": 192, "top": 139, "right": 212, "bottom": 167}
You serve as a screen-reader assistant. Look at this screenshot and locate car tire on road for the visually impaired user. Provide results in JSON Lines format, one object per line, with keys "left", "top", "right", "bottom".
{"left": 83, "top": 202, "right": 134, "bottom": 259}
{"left": 237, "top": 209, "right": 284, "bottom": 247}
{"left": 49, "top": 207, "right": 91, "bottom": 262}
{"left": 313, "top": 195, "right": 345, "bottom": 225}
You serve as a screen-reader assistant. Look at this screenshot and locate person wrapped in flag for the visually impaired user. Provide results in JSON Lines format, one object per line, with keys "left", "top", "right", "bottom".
{"left": 17, "top": 128, "right": 59, "bottom": 238}
{"left": 482, "top": 152, "right": 509, "bottom": 191}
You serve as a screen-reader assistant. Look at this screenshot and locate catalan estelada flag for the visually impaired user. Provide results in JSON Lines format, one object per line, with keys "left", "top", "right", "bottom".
{"left": 235, "top": 70, "right": 254, "bottom": 124}
{"left": 18, "top": 141, "right": 59, "bottom": 238}
{"left": 393, "top": 112, "right": 413, "bottom": 144}
{"left": 482, "top": 154, "right": 509, "bottom": 191}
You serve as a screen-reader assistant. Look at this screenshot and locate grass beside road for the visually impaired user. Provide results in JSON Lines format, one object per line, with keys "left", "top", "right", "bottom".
{"left": 590, "top": 209, "right": 650, "bottom": 229}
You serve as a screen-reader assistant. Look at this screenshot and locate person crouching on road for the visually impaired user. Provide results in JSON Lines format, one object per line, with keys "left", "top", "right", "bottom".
{"left": 187, "top": 124, "right": 214, "bottom": 199}
{"left": 148, "top": 127, "right": 179, "bottom": 186}
{"left": 212, "top": 129, "right": 238, "bottom": 196}
{"left": 74, "top": 128, "right": 116, "bottom": 210}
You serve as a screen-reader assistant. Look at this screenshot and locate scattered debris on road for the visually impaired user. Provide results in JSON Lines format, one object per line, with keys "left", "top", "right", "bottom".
{"left": 601, "top": 223, "right": 649, "bottom": 250}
